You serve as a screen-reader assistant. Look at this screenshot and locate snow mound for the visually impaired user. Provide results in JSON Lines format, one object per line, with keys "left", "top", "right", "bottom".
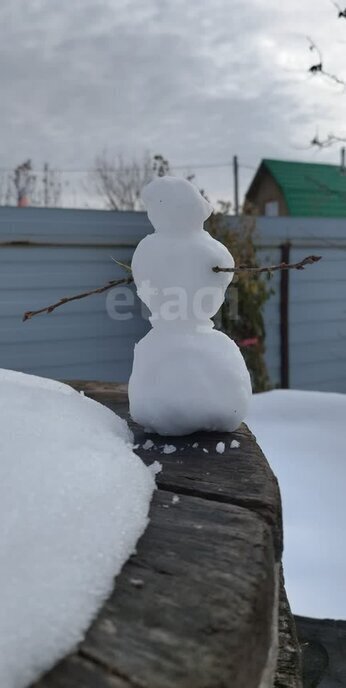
{"left": 130, "top": 329, "right": 251, "bottom": 435}
{"left": 247, "top": 389, "right": 346, "bottom": 619}
{"left": 0, "top": 369, "right": 156, "bottom": 688}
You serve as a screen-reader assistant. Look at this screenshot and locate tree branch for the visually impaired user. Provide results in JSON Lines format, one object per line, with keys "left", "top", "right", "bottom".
{"left": 23, "top": 255, "right": 321, "bottom": 322}
{"left": 23, "top": 276, "right": 134, "bottom": 321}
{"left": 307, "top": 36, "right": 345, "bottom": 88}
{"left": 311, "top": 132, "right": 346, "bottom": 148}
{"left": 332, "top": 1, "right": 346, "bottom": 18}
{"left": 213, "top": 255, "right": 321, "bottom": 275}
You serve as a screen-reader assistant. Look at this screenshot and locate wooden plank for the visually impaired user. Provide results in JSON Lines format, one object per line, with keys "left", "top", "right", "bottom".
{"left": 295, "top": 616, "right": 346, "bottom": 687}
{"left": 63, "top": 383, "right": 282, "bottom": 559}
{"left": 35, "top": 490, "right": 276, "bottom": 688}
{"left": 65, "top": 380, "right": 129, "bottom": 403}
{"left": 104, "top": 407, "right": 282, "bottom": 561}
{"left": 33, "top": 655, "right": 130, "bottom": 687}
{"left": 31, "top": 381, "right": 296, "bottom": 688}
{"left": 274, "top": 568, "right": 302, "bottom": 688}
{"left": 131, "top": 423, "right": 283, "bottom": 561}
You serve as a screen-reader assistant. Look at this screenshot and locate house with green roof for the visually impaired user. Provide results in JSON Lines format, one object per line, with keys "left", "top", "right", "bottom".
{"left": 245, "top": 159, "right": 346, "bottom": 217}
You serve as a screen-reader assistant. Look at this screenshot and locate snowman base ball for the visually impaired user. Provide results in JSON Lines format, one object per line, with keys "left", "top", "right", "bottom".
{"left": 128, "top": 175, "right": 252, "bottom": 436}
{"left": 129, "top": 328, "right": 252, "bottom": 436}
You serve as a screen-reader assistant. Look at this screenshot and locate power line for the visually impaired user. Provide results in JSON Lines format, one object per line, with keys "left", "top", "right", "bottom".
{"left": 0, "top": 160, "right": 257, "bottom": 174}
{"left": 172, "top": 162, "right": 232, "bottom": 170}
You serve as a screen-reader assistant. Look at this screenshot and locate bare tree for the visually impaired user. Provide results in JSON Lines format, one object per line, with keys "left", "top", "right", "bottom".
{"left": 0, "top": 161, "right": 62, "bottom": 208}
{"left": 92, "top": 152, "right": 175, "bottom": 210}
{"left": 93, "top": 152, "right": 155, "bottom": 210}
{"left": 14, "top": 160, "right": 36, "bottom": 207}
{"left": 0, "top": 171, "right": 13, "bottom": 206}
{"left": 39, "top": 163, "right": 62, "bottom": 207}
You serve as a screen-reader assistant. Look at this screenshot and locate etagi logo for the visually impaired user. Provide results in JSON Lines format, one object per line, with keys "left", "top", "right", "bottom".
{"left": 106, "top": 281, "right": 239, "bottom": 323}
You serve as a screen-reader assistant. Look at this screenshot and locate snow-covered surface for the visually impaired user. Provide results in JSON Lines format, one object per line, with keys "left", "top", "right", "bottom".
{"left": 142, "top": 439, "right": 154, "bottom": 450}
{"left": 162, "top": 444, "right": 176, "bottom": 454}
{"left": 129, "top": 176, "right": 252, "bottom": 436}
{"left": 247, "top": 389, "right": 346, "bottom": 619}
{"left": 148, "top": 460, "right": 162, "bottom": 476}
{"left": 0, "top": 369, "right": 156, "bottom": 688}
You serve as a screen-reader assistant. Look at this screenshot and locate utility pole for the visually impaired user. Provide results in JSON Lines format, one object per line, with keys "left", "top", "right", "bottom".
{"left": 341, "top": 147, "right": 346, "bottom": 174}
{"left": 233, "top": 155, "right": 239, "bottom": 215}
{"left": 43, "top": 163, "right": 49, "bottom": 207}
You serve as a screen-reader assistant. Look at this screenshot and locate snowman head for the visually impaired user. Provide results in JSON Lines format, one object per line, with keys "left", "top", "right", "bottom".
{"left": 142, "top": 176, "right": 213, "bottom": 234}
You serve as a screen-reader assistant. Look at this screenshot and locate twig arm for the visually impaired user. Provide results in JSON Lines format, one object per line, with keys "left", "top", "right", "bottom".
{"left": 23, "top": 255, "right": 321, "bottom": 322}
{"left": 23, "top": 277, "right": 133, "bottom": 321}
{"left": 213, "top": 255, "right": 321, "bottom": 275}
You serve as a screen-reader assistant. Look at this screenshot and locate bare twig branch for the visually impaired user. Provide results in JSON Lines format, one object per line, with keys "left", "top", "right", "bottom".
{"left": 307, "top": 36, "right": 345, "bottom": 87}
{"left": 311, "top": 132, "right": 346, "bottom": 148}
{"left": 23, "top": 255, "right": 321, "bottom": 322}
{"left": 213, "top": 255, "right": 322, "bottom": 275}
{"left": 23, "top": 276, "right": 133, "bottom": 321}
{"left": 332, "top": 0, "right": 346, "bottom": 17}
{"left": 307, "top": 35, "right": 323, "bottom": 68}
{"left": 321, "top": 69, "right": 345, "bottom": 87}
{"left": 92, "top": 152, "right": 154, "bottom": 210}
{"left": 110, "top": 256, "right": 132, "bottom": 272}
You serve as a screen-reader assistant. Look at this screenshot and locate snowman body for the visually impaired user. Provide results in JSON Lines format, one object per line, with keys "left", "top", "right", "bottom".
{"left": 128, "top": 176, "right": 252, "bottom": 436}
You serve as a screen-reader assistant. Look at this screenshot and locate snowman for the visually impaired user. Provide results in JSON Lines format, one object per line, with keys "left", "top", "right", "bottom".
{"left": 128, "top": 176, "right": 252, "bottom": 436}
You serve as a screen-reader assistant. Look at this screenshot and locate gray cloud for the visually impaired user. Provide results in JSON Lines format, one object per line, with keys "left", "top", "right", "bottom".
{"left": 0, "top": 0, "right": 345, "bottom": 205}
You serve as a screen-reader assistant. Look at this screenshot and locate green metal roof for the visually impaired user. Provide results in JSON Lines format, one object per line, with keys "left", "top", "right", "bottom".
{"left": 262, "top": 159, "right": 346, "bottom": 217}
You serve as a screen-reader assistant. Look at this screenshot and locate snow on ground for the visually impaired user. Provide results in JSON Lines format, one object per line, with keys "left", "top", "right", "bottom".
{"left": 0, "top": 369, "right": 156, "bottom": 688}
{"left": 162, "top": 444, "right": 177, "bottom": 454}
{"left": 246, "top": 389, "right": 346, "bottom": 620}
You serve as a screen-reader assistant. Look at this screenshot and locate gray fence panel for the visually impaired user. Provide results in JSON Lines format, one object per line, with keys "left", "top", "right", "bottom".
{"left": 1, "top": 208, "right": 346, "bottom": 391}
{"left": 253, "top": 217, "right": 346, "bottom": 393}
{"left": 0, "top": 209, "right": 151, "bottom": 381}
{"left": 289, "top": 245, "right": 346, "bottom": 391}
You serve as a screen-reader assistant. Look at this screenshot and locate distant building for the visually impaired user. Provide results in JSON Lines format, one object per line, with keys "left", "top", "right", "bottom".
{"left": 245, "top": 158, "right": 346, "bottom": 217}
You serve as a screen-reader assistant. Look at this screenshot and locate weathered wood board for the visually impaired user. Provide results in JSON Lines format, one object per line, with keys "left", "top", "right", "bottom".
{"left": 32, "top": 382, "right": 300, "bottom": 688}
{"left": 295, "top": 615, "right": 346, "bottom": 687}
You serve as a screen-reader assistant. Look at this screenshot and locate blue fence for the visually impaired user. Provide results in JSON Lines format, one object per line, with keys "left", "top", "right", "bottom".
{"left": 0, "top": 207, "right": 346, "bottom": 392}
{"left": 252, "top": 217, "right": 346, "bottom": 392}
{"left": 0, "top": 207, "right": 152, "bottom": 381}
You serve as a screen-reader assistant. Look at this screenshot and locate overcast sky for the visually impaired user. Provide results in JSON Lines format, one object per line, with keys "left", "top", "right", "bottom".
{"left": 1, "top": 0, "right": 346, "bottom": 207}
